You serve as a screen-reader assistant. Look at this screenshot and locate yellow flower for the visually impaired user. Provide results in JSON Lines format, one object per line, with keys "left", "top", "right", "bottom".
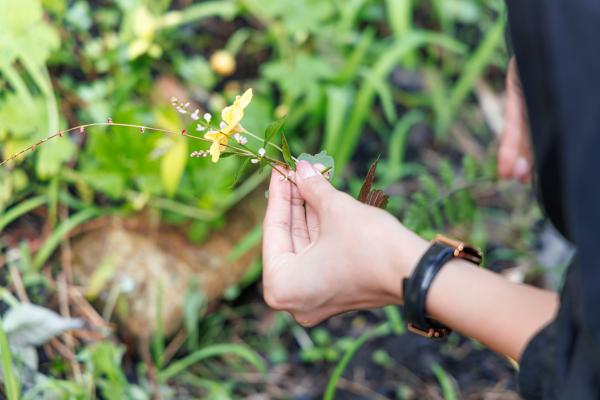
{"left": 204, "top": 130, "right": 229, "bottom": 163}
{"left": 204, "top": 88, "right": 253, "bottom": 162}
{"left": 220, "top": 88, "right": 253, "bottom": 135}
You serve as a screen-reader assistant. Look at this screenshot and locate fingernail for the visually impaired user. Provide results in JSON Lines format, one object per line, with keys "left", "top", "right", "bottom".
{"left": 297, "top": 160, "right": 317, "bottom": 179}
{"left": 513, "top": 157, "right": 529, "bottom": 179}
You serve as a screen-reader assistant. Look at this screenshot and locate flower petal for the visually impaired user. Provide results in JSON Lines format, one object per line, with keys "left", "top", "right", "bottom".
{"left": 209, "top": 139, "right": 221, "bottom": 162}
{"left": 236, "top": 88, "right": 253, "bottom": 109}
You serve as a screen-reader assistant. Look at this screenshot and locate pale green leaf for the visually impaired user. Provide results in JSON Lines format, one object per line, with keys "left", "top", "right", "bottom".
{"left": 298, "top": 151, "right": 335, "bottom": 179}
{"left": 161, "top": 138, "right": 188, "bottom": 197}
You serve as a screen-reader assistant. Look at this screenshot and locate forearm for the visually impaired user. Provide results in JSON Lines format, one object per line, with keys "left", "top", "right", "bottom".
{"left": 426, "top": 257, "right": 558, "bottom": 361}
{"left": 390, "top": 231, "right": 559, "bottom": 362}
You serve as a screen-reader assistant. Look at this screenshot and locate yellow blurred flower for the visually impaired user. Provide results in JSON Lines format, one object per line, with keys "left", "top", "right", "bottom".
{"left": 204, "top": 88, "right": 253, "bottom": 162}
{"left": 204, "top": 130, "right": 229, "bottom": 163}
{"left": 210, "top": 50, "right": 236, "bottom": 77}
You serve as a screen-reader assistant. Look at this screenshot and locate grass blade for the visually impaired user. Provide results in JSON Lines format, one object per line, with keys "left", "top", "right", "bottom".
{"left": 323, "top": 85, "right": 353, "bottom": 155}
{"left": 158, "top": 343, "right": 266, "bottom": 382}
{"left": 32, "top": 208, "right": 99, "bottom": 270}
{"left": 0, "top": 322, "right": 20, "bottom": 400}
{"left": 160, "top": 1, "right": 238, "bottom": 28}
{"left": 0, "top": 195, "right": 46, "bottom": 233}
{"left": 440, "top": 14, "right": 506, "bottom": 133}
{"left": 324, "top": 323, "right": 390, "bottom": 400}
{"left": 384, "top": 306, "right": 405, "bottom": 335}
{"left": 432, "top": 362, "right": 459, "bottom": 400}
{"left": 386, "top": 0, "right": 413, "bottom": 38}
{"left": 333, "top": 31, "right": 465, "bottom": 182}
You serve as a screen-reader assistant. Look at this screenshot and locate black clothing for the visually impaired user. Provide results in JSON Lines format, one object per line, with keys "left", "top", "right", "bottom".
{"left": 506, "top": 0, "right": 600, "bottom": 398}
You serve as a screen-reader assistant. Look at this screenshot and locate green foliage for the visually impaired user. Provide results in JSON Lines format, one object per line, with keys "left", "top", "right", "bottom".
{"left": 0, "top": 0, "right": 67, "bottom": 178}
{"left": 0, "top": 322, "right": 20, "bottom": 400}
{"left": 79, "top": 342, "right": 133, "bottom": 399}
{"left": 403, "top": 156, "right": 493, "bottom": 236}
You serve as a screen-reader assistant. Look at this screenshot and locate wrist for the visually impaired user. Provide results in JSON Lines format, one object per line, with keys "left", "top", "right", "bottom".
{"left": 381, "top": 225, "right": 429, "bottom": 304}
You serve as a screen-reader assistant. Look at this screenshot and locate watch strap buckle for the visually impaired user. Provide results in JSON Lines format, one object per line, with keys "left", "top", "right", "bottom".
{"left": 407, "top": 323, "right": 451, "bottom": 339}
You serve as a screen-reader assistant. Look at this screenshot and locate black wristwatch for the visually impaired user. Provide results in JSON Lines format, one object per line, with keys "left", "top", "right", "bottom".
{"left": 403, "top": 234, "right": 483, "bottom": 339}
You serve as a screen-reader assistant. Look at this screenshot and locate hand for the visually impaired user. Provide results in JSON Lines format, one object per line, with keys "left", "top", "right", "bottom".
{"left": 262, "top": 161, "right": 427, "bottom": 327}
{"left": 498, "top": 56, "right": 534, "bottom": 183}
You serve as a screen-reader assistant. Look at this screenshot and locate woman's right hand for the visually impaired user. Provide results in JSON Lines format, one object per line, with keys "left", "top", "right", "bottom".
{"left": 261, "top": 161, "right": 428, "bottom": 327}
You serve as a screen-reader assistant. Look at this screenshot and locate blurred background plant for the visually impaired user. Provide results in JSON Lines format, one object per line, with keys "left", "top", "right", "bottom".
{"left": 0, "top": 0, "right": 572, "bottom": 398}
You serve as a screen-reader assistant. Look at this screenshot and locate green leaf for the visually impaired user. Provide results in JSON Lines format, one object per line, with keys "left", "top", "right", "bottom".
{"left": 298, "top": 151, "right": 335, "bottom": 179}
{"left": 280, "top": 133, "right": 295, "bottom": 169}
{"left": 0, "top": 0, "right": 60, "bottom": 65}
{"left": 36, "top": 138, "right": 76, "bottom": 179}
{"left": 79, "top": 169, "right": 125, "bottom": 199}
{"left": 230, "top": 158, "right": 250, "bottom": 188}
{"left": 161, "top": 138, "right": 188, "bottom": 197}
{"left": 263, "top": 117, "right": 286, "bottom": 148}
{"left": 79, "top": 342, "right": 128, "bottom": 399}
{"left": 258, "top": 158, "right": 269, "bottom": 175}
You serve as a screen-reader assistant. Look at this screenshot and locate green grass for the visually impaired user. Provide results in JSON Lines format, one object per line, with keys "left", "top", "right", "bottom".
{"left": 0, "top": 322, "right": 20, "bottom": 400}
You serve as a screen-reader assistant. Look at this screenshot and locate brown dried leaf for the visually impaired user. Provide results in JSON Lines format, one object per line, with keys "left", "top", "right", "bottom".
{"left": 357, "top": 157, "right": 389, "bottom": 209}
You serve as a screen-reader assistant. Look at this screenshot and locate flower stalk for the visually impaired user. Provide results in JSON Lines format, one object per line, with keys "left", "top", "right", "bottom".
{"left": 1, "top": 88, "right": 333, "bottom": 187}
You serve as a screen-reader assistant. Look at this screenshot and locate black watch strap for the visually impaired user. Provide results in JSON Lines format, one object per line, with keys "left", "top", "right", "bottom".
{"left": 403, "top": 243, "right": 454, "bottom": 338}
{"left": 403, "top": 236, "right": 482, "bottom": 339}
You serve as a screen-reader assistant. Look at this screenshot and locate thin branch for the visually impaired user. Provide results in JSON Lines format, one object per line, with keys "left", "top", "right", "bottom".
{"left": 1, "top": 122, "right": 250, "bottom": 166}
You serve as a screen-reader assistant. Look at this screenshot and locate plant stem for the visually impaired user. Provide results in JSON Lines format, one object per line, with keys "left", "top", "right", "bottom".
{"left": 0, "top": 120, "right": 299, "bottom": 185}
{"left": 1, "top": 122, "right": 250, "bottom": 166}
{"left": 243, "top": 129, "right": 299, "bottom": 162}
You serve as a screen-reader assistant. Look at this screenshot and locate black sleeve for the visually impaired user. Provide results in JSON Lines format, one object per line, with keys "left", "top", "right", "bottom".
{"left": 518, "top": 320, "right": 557, "bottom": 400}
{"left": 506, "top": 0, "right": 600, "bottom": 398}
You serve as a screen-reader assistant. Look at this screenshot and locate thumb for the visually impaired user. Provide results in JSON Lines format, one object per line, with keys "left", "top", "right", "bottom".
{"left": 295, "top": 160, "right": 336, "bottom": 211}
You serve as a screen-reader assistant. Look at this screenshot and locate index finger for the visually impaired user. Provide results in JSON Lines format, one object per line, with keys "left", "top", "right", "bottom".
{"left": 262, "top": 168, "right": 294, "bottom": 265}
